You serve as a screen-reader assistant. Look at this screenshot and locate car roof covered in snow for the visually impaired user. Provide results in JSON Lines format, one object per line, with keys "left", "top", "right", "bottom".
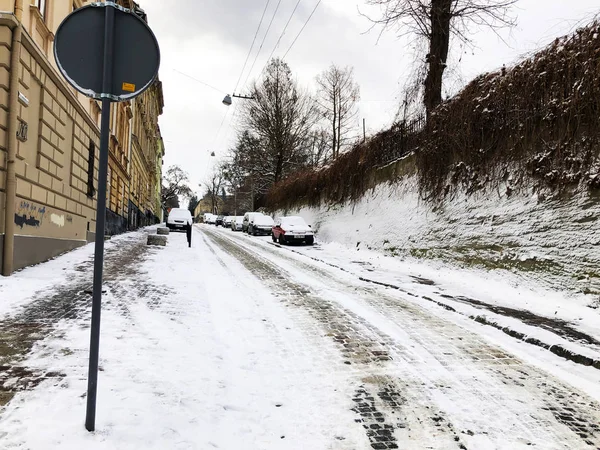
{"left": 281, "top": 216, "right": 307, "bottom": 226}
{"left": 254, "top": 215, "right": 274, "bottom": 225}
{"left": 169, "top": 209, "right": 192, "bottom": 218}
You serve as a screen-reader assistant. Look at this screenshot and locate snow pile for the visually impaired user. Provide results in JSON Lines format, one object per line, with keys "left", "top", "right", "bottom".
{"left": 289, "top": 175, "right": 600, "bottom": 305}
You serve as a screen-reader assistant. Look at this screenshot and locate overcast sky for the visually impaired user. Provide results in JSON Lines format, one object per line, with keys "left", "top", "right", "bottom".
{"left": 138, "top": 0, "right": 599, "bottom": 195}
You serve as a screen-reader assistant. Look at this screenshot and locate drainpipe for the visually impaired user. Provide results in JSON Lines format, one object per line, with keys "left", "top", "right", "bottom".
{"left": 126, "top": 101, "right": 133, "bottom": 228}
{"left": 3, "top": 0, "right": 23, "bottom": 276}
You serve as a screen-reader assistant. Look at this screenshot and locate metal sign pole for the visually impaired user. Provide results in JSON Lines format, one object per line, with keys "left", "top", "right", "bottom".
{"left": 85, "top": 4, "right": 115, "bottom": 433}
{"left": 54, "top": 0, "right": 160, "bottom": 433}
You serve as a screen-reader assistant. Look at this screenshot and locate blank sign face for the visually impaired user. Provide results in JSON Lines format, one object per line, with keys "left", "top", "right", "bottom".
{"left": 54, "top": 4, "right": 160, "bottom": 101}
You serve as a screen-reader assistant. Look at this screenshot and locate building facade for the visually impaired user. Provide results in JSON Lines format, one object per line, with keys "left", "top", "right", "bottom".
{"left": 0, "top": 0, "right": 164, "bottom": 275}
{"left": 127, "top": 84, "right": 163, "bottom": 231}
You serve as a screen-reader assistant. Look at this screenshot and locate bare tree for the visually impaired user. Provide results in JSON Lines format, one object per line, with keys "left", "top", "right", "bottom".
{"left": 187, "top": 194, "right": 200, "bottom": 218}
{"left": 316, "top": 65, "right": 361, "bottom": 159}
{"left": 222, "top": 144, "right": 251, "bottom": 215}
{"left": 204, "top": 168, "right": 224, "bottom": 214}
{"left": 308, "top": 128, "right": 331, "bottom": 168}
{"left": 225, "top": 130, "right": 269, "bottom": 210}
{"left": 161, "top": 165, "right": 193, "bottom": 210}
{"left": 364, "top": 0, "right": 518, "bottom": 116}
{"left": 241, "top": 58, "right": 318, "bottom": 187}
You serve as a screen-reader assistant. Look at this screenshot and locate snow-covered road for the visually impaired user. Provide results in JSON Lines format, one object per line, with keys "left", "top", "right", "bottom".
{"left": 0, "top": 225, "right": 599, "bottom": 449}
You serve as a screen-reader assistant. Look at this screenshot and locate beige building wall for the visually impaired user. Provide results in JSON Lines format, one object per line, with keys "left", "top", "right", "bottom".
{"left": 0, "top": 1, "right": 100, "bottom": 272}
{"left": 0, "top": 12, "right": 101, "bottom": 271}
{"left": 0, "top": 24, "right": 9, "bottom": 244}
{"left": 105, "top": 101, "right": 130, "bottom": 233}
{"left": 129, "top": 80, "right": 163, "bottom": 223}
{"left": 1, "top": 0, "right": 163, "bottom": 273}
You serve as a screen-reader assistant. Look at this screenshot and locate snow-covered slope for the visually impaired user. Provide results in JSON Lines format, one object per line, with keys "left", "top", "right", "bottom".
{"left": 286, "top": 159, "right": 600, "bottom": 307}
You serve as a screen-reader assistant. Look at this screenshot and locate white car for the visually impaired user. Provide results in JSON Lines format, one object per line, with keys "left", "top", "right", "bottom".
{"left": 231, "top": 216, "right": 244, "bottom": 231}
{"left": 167, "top": 208, "right": 193, "bottom": 231}
{"left": 242, "top": 212, "right": 264, "bottom": 233}
{"left": 204, "top": 213, "right": 217, "bottom": 225}
{"left": 272, "top": 216, "right": 314, "bottom": 245}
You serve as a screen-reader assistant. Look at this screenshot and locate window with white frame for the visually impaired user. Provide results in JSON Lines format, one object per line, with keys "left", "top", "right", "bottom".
{"left": 34, "top": 0, "right": 47, "bottom": 20}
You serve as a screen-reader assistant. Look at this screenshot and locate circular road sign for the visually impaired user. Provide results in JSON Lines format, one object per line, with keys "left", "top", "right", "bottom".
{"left": 54, "top": 3, "right": 160, "bottom": 102}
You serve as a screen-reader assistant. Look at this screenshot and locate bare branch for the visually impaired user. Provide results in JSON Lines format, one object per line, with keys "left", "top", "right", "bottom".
{"left": 316, "top": 65, "right": 361, "bottom": 159}
{"left": 364, "top": 0, "right": 518, "bottom": 115}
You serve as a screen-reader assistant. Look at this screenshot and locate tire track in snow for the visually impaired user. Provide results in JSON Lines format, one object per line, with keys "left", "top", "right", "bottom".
{"left": 203, "top": 226, "right": 600, "bottom": 448}
{"left": 202, "top": 228, "right": 466, "bottom": 450}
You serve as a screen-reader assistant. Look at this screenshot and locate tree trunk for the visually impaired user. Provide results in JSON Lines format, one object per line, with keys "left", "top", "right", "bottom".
{"left": 234, "top": 189, "right": 237, "bottom": 216}
{"left": 424, "top": 0, "right": 452, "bottom": 117}
{"left": 274, "top": 144, "right": 285, "bottom": 183}
{"left": 336, "top": 94, "right": 342, "bottom": 157}
{"left": 332, "top": 93, "right": 338, "bottom": 159}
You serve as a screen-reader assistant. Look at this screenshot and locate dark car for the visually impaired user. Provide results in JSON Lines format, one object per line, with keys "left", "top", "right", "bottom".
{"left": 215, "top": 215, "right": 224, "bottom": 226}
{"left": 272, "top": 216, "right": 314, "bottom": 245}
{"left": 223, "top": 216, "right": 233, "bottom": 228}
{"left": 249, "top": 215, "right": 274, "bottom": 236}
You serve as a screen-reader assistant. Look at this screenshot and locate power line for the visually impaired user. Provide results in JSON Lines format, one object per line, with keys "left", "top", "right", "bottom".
{"left": 218, "top": 0, "right": 305, "bottom": 156}
{"left": 241, "top": 0, "right": 284, "bottom": 90}
{"left": 211, "top": 109, "right": 231, "bottom": 151}
{"left": 282, "top": 0, "right": 322, "bottom": 60}
{"left": 262, "top": 0, "right": 303, "bottom": 71}
{"left": 217, "top": 0, "right": 285, "bottom": 155}
{"left": 233, "top": 0, "right": 271, "bottom": 94}
{"left": 172, "top": 69, "right": 225, "bottom": 93}
{"left": 219, "top": 118, "right": 239, "bottom": 160}
{"left": 210, "top": 1, "right": 273, "bottom": 162}
{"left": 218, "top": 103, "right": 243, "bottom": 155}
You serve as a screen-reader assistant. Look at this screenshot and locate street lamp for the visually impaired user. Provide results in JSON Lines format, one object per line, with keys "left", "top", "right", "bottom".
{"left": 222, "top": 93, "right": 255, "bottom": 106}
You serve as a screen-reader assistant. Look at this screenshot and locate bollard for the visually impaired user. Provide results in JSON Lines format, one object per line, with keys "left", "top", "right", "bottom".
{"left": 147, "top": 235, "right": 167, "bottom": 246}
{"left": 186, "top": 224, "right": 192, "bottom": 248}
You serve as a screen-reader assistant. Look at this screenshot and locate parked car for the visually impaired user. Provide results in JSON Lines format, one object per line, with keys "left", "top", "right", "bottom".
{"left": 223, "top": 216, "right": 233, "bottom": 228}
{"left": 249, "top": 214, "right": 274, "bottom": 236}
{"left": 272, "top": 216, "right": 314, "bottom": 245}
{"left": 242, "top": 212, "right": 264, "bottom": 233}
{"left": 204, "top": 213, "right": 217, "bottom": 225}
{"left": 167, "top": 208, "right": 193, "bottom": 232}
{"left": 216, "top": 215, "right": 225, "bottom": 226}
{"left": 231, "top": 216, "right": 244, "bottom": 231}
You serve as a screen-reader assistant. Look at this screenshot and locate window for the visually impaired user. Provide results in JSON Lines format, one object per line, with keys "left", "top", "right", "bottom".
{"left": 30, "top": 0, "right": 52, "bottom": 53}
{"left": 87, "top": 140, "right": 96, "bottom": 198}
{"left": 90, "top": 101, "right": 101, "bottom": 126}
{"left": 35, "top": 0, "right": 47, "bottom": 20}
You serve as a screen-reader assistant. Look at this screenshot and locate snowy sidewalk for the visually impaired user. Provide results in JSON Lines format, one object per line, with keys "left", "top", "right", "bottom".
{"left": 0, "top": 230, "right": 153, "bottom": 408}
{"left": 0, "top": 228, "right": 367, "bottom": 449}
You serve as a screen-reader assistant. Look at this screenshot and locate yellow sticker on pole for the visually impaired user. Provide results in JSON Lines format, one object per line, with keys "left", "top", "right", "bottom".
{"left": 122, "top": 82, "right": 136, "bottom": 92}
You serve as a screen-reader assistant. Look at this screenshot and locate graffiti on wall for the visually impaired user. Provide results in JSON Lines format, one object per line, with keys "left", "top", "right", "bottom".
{"left": 14, "top": 201, "right": 47, "bottom": 229}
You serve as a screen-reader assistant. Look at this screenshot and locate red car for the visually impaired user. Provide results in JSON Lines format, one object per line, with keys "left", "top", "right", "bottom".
{"left": 272, "top": 216, "right": 314, "bottom": 245}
